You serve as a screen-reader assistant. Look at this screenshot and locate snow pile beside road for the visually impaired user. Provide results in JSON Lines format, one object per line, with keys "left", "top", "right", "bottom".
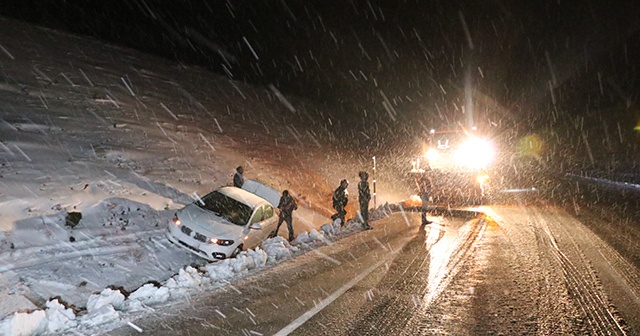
{"left": 0, "top": 310, "right": 47, "bottom": 336}
{"left": 0, "top": 226, "right": 333, "bottom": 335}
{"left": 44, "top": 299, "right": 77, "bottom": 334}
{"left": 0, "top": 209, "right": 390, "bottom": 335}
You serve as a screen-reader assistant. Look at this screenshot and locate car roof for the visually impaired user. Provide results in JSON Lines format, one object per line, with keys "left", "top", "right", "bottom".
{"left": 217, "top": 186, "right": 271, "bottom": 209}
{"left": 241, "top": 179, "right": 281, "bottom": 208}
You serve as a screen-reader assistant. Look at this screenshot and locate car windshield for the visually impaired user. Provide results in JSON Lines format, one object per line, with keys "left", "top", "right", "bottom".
{"left": 197, "top": 191, "right": 253, "bottom": 226}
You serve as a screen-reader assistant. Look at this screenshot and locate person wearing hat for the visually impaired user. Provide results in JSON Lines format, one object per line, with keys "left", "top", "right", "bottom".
{"left": 271, "top": 190, "right": 298, "bottom": 241}
{"left": 358, "top": 171, "right": 373, "bottom": 230}
{"left": 331, "top": 179, "right": 349, "bottom": 227}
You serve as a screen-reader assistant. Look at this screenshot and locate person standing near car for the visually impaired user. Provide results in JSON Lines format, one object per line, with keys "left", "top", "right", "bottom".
{"left": 358, "top": 171, "right": 373, "bottom": 230}
{"left": 415, "top": 171, "right": 433, "bottom": 225}
{"left": 331, "top": 179, "right": 349, "bottom": 227}
{"left": 271, "top": 190, "right": 298, "bottom": 241}
{"left": 233, "top": 166, "right": 244, "bottom": 188}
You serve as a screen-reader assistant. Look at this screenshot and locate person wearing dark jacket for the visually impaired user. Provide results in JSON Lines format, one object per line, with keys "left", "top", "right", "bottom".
{"left": 270, "top": 190, "right": 298, "bottom": 241}
{"left": 415, "top": 172, "right": 433, "bottom": 225}
{"left": 358, "top": 171, "right": 373, "bottom": 230}
{"left": 331, "top": 179, "right": 349, "bottom": 227}
{"left": 233, "top": 166, "right": 244, "bottom": 188}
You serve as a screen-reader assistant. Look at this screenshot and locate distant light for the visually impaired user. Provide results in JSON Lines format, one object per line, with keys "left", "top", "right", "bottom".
{"left": 430, "top": 129, "right": 436, "bottom": 134}
{"left": 425, "top": 148, "right": 439, "bottom": 162}
{"left": 454, "top": 137, "right": 495, "bottom": 169}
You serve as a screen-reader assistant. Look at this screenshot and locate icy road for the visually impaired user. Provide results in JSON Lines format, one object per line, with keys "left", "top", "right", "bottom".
{"left": 107, "top": 206, "right": 639, "bottom": 335}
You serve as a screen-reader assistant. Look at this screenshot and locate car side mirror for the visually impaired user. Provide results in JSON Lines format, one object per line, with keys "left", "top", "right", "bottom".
{"left": 249, "top": 223, "right": 262, "bottom": 230}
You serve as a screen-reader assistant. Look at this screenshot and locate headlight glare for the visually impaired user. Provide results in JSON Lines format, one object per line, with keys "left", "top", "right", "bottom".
{"left": 209, "top": 238, "right": 234, "bottom": 246}
{"left": 476, "top": 174, "right": 489, "bottom": 184}
{"left": 425, "top": 148, "right": 439, "bottom": 162}
{"left": 455, "top": 137, "right": 495, "bottom": 169}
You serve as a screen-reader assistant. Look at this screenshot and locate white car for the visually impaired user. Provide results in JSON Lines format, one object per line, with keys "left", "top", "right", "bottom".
{"left": 167, "top": 180, "right": 281, "bottom": 261}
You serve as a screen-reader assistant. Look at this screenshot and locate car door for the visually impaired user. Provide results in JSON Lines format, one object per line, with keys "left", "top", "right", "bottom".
{"left": 260, "top": 205, "right": 277, "bottom": 236}
{"left": 244, "top": 206, "right": 264, "bottom": 249}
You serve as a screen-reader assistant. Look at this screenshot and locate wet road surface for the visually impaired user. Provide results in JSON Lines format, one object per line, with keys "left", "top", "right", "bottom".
{"left": 107, "top": 205, "right": 638, "bottom": 335}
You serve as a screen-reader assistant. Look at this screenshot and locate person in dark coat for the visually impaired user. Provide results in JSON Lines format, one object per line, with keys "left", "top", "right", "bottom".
{"left": 331, "top": 179, "right": 349, "bottom": 227}
{"left": 271, "top": 190, "right": 298, "bottom": 241}
{"left": 233, "top": 166, "right": 244, "bottom": 188}
{"left": 415, "top": 172, "right": 433, "bottom": 225}
{"left": 358, "top": 171, "right": 373, "bottom": 230}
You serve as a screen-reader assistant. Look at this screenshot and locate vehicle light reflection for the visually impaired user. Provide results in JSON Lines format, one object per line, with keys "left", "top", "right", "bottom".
{"left": 424, "top": 223, "right": 450, "bottom": 305}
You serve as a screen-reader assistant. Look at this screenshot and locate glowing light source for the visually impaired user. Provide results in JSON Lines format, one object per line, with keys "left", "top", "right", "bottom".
{"left": 454, "top": 136, "right": 495, "bottom": 169}
{"left": 425, "top": 148, "right": 439, "bottom": 162}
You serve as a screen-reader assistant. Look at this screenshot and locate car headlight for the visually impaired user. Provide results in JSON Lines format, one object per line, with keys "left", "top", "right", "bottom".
{"left": 425, "top": 148, "right": 439, "bottom": 162}
{"left": 209, "top": 238, "right": 234, "bottom": 246}
{"left": 173, "top": 213, "right": 181, "bottom": 226}
{"left": 454, "top": 137, "right": 495, "bottom": 169}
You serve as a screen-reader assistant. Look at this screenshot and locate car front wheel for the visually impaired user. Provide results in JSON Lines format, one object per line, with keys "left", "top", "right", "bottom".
{"left": 231, "top": 244, "right": 244, "bottom": 258}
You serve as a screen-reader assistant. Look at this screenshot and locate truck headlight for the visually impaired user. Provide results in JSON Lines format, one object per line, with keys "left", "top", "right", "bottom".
{"left": 425, "top": 148, "right": 439, "bottom": 162}
{"left": 455, "top": 137, "right": 495, "bottom": 169}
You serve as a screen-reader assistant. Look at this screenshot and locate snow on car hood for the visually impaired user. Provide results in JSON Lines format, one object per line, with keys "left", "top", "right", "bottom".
{"left": 177, "top": 204, "right": 245, "bottom": 239}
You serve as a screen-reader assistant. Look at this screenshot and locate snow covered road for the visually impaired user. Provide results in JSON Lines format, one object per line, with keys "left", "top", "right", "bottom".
{"left": 105, "top": 205, "right": 638, "bottom": 335}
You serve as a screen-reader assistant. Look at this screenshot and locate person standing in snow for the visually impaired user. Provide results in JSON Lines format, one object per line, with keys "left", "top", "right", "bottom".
{"left": 233, "top": 166, "right": 244, "bottom": 188}
{"left": 358, "top": 171, "right": 373, "bottom": 230}
{"left": 331, "top": 179, "right": 349, "bottom": 227}
{"left": 270, "top": 190, "right": 298, "bottom": 241}
{"left": 415, "top": 171, "right": 433, "bottom": 225}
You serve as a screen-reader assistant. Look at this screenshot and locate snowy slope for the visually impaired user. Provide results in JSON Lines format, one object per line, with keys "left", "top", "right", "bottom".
{"left": 0, "top": 16, "right": 415, "bottom": 335}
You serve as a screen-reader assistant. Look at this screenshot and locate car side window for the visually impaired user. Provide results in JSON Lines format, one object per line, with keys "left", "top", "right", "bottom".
{"left": 251, "top": 206, "right": 263, "bottom": 224}
{"left": 262, "top": 205, "right": 274, "bottom": 220}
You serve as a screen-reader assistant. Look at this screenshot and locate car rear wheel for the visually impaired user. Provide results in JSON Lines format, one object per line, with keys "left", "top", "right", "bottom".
{"left": 231, "top": 244, "right": 244, "bottom": 258}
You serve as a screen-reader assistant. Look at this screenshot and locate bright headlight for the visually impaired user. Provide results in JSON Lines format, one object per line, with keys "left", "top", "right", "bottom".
{"left": 476, "top": 174, "right": 489, "bottom": 184}
{"left": 455, "top": 137, "right": 495, "bottom": 169}
{"left": 209, "top": 238, "right": 234, "bottom": 246}
{"left": 425, "top": 148, "right": 439, "bottom": 162}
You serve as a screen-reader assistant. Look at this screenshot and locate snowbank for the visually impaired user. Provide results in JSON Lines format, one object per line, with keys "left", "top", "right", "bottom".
{"left": 0, "top": 310, "right": 47, "bottom": 336}
{"left": 0, "top": 225, "right": 331, "bottom": 335}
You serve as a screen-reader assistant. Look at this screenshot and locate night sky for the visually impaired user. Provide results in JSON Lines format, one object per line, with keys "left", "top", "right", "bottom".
{"left": 1, "top": 0, "right": 639, "bottom": 169}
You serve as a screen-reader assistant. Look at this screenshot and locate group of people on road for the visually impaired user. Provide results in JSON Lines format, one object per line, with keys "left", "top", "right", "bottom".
{"left": 233, "top": 164, "right": 432, "bottom": 242}
{"left": 331, "top": 171, "right": 373, "bottom": 230}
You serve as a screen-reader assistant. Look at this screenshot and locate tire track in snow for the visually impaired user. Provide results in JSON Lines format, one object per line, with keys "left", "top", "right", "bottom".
{"left": 534, "top": 208, "right": 627, "bottom": 335}
{"left": 0, "top": 228, "right": 168, "bottom": 273}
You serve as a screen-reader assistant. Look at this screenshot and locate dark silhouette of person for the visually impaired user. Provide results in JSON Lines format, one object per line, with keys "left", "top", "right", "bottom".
{"left": 358, "top": 171, "right": 372, "bottom": 230}
{"left": 271, "top": 190, "right": 298, "bottom": 241}
{"left": 415, "top": 172, "right": 433, "bottom": 225}
{"left": 233, "top": 166, "right": 244, "bottom": 188}
{"left": 331, "top": 179, "right": 349, "bottom": 227}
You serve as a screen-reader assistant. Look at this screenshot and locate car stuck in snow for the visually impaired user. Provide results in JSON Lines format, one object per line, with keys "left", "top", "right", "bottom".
{"left": 166, "top": 180, "right": 281, "bottom": 261}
